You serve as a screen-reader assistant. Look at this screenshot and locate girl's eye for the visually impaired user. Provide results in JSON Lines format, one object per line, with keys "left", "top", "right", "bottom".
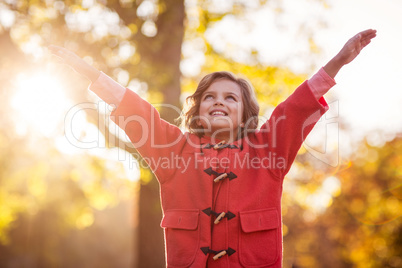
{"left": 226, "top": 95, "right": 236, "bottom": 101}
{"left": 204, "top": 94, "right": 213, "bottom": 100}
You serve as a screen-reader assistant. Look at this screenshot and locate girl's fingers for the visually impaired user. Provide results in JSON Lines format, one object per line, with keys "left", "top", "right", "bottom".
{"left": 360, "top": 29, "right": 376, "bottom": 35}
{"left": 48, "top": 45, "right": 63, "bottom": 54}
{"left": 48, "top": 46, "right": 65, "bottom": 58}
{"left": 361, "top": 33, "right": 376, "bottom": 46}
{"left": 361, "top": 39, "right": 372, "bottom": 49}
{"left": 360, "top": 29, "right": 377, "bottom": 39}
{"left": 48, "top": 45, "right": 74, "bottom": 59}
{"left": 352, "top": 29, "right": 376, "bottom": 49}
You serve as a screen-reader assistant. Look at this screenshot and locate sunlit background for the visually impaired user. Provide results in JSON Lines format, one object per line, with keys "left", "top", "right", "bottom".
{"left": 1, "top": 0, "right": 401, "bottom": 267}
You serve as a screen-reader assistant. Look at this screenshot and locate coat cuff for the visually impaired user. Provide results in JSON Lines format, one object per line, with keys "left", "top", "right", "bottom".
{"left": 307, "top": 67, "right": 336, "bottom": 99}
{"left": 88, "top": 72, "right": 126, "bottom": 106}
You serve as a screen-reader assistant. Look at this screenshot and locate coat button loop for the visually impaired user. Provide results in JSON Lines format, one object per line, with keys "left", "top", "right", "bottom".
{"left": 214, "top": 173, "right": 227, "bottom": 183}
{"left": 213, "top": 250, "right": 227, "bottom": 260}
{"left": 214, "top": 212, "right": 226, "bottom": 224}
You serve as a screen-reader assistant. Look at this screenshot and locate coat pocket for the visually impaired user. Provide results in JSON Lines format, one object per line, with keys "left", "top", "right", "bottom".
{"left": 239, "top": 208, "right": 280, "bottom": 267}
{"left": 160, "top": 209, "right": 200, "bottom": 267}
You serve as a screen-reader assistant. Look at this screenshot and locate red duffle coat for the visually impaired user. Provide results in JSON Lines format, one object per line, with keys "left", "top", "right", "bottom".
{"left": 110, "top": 81, "right": 328, "bottom": 267}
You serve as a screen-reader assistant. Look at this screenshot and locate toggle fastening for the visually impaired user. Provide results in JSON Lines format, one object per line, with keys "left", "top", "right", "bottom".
{"left": 214, "top": 173, "right": 227, "bottom": 183}
{"left": 202, "top": 208, "right": 236, "bottom": 223}
{"left": 203, "top": 168, "right": 237, "bottom": 182}
{"left": 200, "top": 247, "right": 236, "bottom": 260}
{"left": 213, "top": 140, "right": 226, "bottom": 150}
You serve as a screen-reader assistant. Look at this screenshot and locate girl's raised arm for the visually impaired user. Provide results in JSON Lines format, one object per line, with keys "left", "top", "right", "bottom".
{"left": 48, "top": 45, "right": 101, "bottom": 83}
{"left": 323, "top": 29, "right": 377, "bottom": 79}
{"left": 49, "top": 45, "right": 125, "bottom": 105}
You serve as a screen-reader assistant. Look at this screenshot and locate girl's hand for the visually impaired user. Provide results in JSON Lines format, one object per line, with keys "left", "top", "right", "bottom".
{"left": 48, "top": 45, "right": 100, "bottom": 83}
{"left": 323, "top": 29, "right": 377, "bottom": 79}
{"left": 336, "top": 29, "right": 377, "bottom": 65}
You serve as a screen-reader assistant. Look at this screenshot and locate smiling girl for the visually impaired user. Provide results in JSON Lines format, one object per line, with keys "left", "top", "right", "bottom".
{"left": 50, "top": 29, "right": 376, "bottom": 267}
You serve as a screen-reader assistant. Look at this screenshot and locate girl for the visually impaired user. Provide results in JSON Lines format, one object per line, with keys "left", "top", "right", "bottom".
{"left": 50, "top": 29, "right": 376, "bottom": 267}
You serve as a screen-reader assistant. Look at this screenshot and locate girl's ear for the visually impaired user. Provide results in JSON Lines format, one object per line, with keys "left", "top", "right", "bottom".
{"left": 197, "top": 120, "right": 202, "bottom": 126}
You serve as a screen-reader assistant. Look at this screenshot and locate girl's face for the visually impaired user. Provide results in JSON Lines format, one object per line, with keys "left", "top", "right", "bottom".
{"left": 198, "top": 79, "right": 244, "bottom": 141}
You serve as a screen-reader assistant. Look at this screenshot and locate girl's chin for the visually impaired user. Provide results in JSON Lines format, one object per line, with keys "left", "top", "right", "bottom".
{"left": 212, "top": 123, "right": 236, "bottom": 130}
{"left": 204, "top": 128, "right": 238, "bottom": 137}
{"left": 200, "top": 120, "right": 240, "bottom": 138}
{"left": 203, "top": 131, "right": 240, "bottom": 143}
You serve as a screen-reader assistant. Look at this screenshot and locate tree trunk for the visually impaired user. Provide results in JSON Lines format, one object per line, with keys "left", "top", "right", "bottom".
{"left": 133, "top": 1, "right": 185, "bottom": 267}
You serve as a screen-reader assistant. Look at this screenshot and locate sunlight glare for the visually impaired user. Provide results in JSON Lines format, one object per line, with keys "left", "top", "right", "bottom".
{"left": 0, "top": 5, "right": 15, "bottom": 28}
{"left": 11, "top": 73, "right": 73, "bottom": 137}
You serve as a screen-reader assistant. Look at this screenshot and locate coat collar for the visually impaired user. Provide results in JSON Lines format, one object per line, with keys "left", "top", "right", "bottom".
{"left": 199, "top": 135, "right": 243, "bottom": 150}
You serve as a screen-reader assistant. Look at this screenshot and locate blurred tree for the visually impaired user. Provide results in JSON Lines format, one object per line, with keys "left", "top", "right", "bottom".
{"left": 280, "top": 134, "right": 402, "bottom": 267}
{"left": 327, "top": 135, "right": 402, "bottom": 268}
{"left": 0, "top": 9, "right": 135, "bottom": 268}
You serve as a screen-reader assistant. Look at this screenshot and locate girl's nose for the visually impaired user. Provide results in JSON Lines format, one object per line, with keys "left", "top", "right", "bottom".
{"left": 213, "top": 98, "right": 224, "bottom": 106}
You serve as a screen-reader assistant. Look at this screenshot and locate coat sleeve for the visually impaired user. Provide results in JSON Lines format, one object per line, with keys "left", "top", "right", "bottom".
{"left": 110, "top": 89, "right": 185, "bottom": 183}
{"left": 255, "top": 81, "right": 329, "bottom": 179}
{"left": 88, "top": 72, "right": 126, "bottom": 106}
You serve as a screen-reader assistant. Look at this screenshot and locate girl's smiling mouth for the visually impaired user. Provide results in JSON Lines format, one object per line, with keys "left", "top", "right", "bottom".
{"left": 210, "top": 109, "right": 228, "bottom": 116}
